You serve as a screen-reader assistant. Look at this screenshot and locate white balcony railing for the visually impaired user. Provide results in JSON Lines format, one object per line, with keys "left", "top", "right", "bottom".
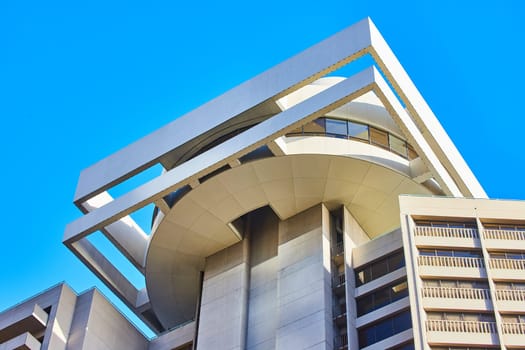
{"left": 496, "top": 289, "right": 525, "bottom": 302}
{"left": 483, "top": 229, "right": 525, "bottom": 241}
{"left": 418, "top": 255, "right": 484, "bottom": 268}
{"left": 426, "top": 320, "right": 497, "bottom": 333}
{"left": 489, "top": 258, "right": 525, "bottom": 270}
{"left": 415, "top": 226, "right": 479, "bottom": 239}
{"left": 502, "top": 322, "right": 525, "bottom": 335}
{"left": 422, "top": 287, "right": 490, "bottom": 300}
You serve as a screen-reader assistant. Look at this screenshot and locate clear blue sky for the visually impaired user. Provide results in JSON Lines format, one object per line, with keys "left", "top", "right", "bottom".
{"left": 1, "top": 0, "right": 524, "bottom": 336}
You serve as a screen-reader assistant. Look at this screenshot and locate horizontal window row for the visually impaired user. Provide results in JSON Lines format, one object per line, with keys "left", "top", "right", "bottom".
{"left": 414, "top": 220, "right": 525, "bottom": 242}
{"left": 415, "top": 221, "right": 525, "bottom": 231}
{"left": 431, "top": 347, "right": 498, "bottom": 350}
{"left": 355, "top": 250, "right": 405, "bottom": 287}
{"left": 495, "top": 282, "right": 525, "bottom": 290}
{"left": 427, "top": 312, "right": 495, "bottom": 323}
{"left": 357, "top": 279, "right": 408, "bottom": 316}
{"left": 423, "top": 279, "right": 488, "bottom": 289}
{"left": 418, "top": 249, "right": 525, "bottom": 269}
{"left": 490, "top": 252, "right": 525, "bottom": 260}
{"left": 286, "top": 117, "right": 418, "bottom": 160}
{"left": 415, "top": 221, "right": 477, "bottom": 229}
{"left": 501, "top": 314, "right": 525, "bottom": 323}
{"left": 419, "top": 249, "right": 482, "bottom": 259}
{"left": 358, "top": 310, "right": 412, "bottom": 348}
{"left": 414, "top": 228, "right": 525, "bottom": 243}
{"left": 484, "top": 223, "right": 525, "bottom": 231}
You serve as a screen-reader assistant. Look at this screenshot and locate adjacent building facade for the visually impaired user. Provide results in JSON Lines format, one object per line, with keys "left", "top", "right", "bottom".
{"left": 2, "top": 18, "right": 525, "bottom": 350}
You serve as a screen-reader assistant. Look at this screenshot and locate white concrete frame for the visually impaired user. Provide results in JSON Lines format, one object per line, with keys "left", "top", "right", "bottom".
{"left": 63, "top": 17, "right": 486, "bottom": 331}
{"left": 400, "top": 196, "right": 525, "bottom": 350}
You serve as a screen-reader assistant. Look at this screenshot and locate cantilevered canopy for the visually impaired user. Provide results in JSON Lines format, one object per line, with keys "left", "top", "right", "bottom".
{"left": 147, "top": 154, "right": 434, "bottom": 327}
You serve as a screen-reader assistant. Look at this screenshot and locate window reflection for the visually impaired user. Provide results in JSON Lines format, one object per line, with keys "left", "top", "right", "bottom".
{"left": 390, "top": 134, "right": 408, "bottom": 158}
{"left": 357, "top": 279, "right": 409, "bottom": 316}
{"left": 286, "top": 116, "right": 418, "bottom": 160}
{"left": 302, "top": 118, "right": 326, "bottom": 135}
{"left": 355, "top": 250, "right": 405, "bottom": 286}
{"left": 348, "top": 121, "right": 369, "bottom": 141}
{"left": 370, "top": 127, "right": 389, "bottom": 149}
{"left": 325, "top": 118, "right": 347, "bottom": 137}
{"left": 358, "top": 310, "right": 412, "bottom": 347}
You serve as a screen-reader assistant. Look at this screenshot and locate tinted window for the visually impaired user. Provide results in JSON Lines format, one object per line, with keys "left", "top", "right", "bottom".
{"left": 303, "top": 118, "right": 326, "bottom": 134}
{"left": 389, "top": 251, "right": 405, "bottom": 270}
{"left": 355, "top": 250, "right": 405, "bottom": 286}
{"left": 389, "top": 134, "right": 407, "bottom": 157}
{"left": 371, "top": 260, "right": 389, "bottom": 280}
{"left": 348, "top": 121, "right": 369, "bottom": 141}
{"left": 325, "top": 118, "right": 347, "bottom": 137}
{"left": 358, "top": 310, "right": 412, "bottom": 347}
{"left": 356, "top": 280, "right": 409, "bottom": 316}
{"left": 393, "top": 311, "right": 412, "bottom": 333}
{"left": 370, "top": 127, "right": 389, "bottom": 149}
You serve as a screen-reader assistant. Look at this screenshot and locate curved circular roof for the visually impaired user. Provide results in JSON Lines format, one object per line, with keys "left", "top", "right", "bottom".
{"left": 145, "top": 153, "right": 434, "bottom": 329}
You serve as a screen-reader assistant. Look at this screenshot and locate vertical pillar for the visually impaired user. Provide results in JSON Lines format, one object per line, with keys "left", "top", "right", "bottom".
{"left": 196, "top": 239, "right": 249, "bottom": 350}
{"left": 476, "top": 217, "right": 506, "bottom": 350}
{"left": 275, "top": 204, "right": 333, "bottom": 350}
{"left": 43, "top": 284, "right": 77, "bottom": 350}
{"left": 342, "top": 206, "right": 370, "bottom": 350}
{"left": 400, "top": 213, "right": 429, "bottom": 350}
{"left": 246, "top": 207, "right": 279, "bottom": 350}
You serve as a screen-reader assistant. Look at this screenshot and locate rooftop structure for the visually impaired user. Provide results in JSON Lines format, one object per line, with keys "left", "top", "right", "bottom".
{"left": 2, "top": 17, "right": 525, "bottom": 350}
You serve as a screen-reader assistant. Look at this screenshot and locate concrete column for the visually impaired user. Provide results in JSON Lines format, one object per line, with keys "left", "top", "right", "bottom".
{"left": 246, "top": 207, "right": 279, "bottom": 350}
{"left": 275, "top": 204, "right": 333, "bottom": 350}
{"left": 43, "top": 284, "right": 77, "bottom": 350}
{"left": 343, "top": 206, "right": 370, "bottom": 350}
{"left": 196, "top": 240, "right": 249, "bottom": 350}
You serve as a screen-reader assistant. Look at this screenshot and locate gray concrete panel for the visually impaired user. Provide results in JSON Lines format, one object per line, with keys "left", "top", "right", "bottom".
{"left": 197, "top": 242, "right": 249, "bottom": 350}
{"left": 197, "top": 264, "right": 248, "bottom": 349}
{"left": 67, "top": 290, "right": 148, "bottom": 350}
{"left": 246, "top": 258, "right": 278, "bottom": 350}
{"left": 276, "top": 206, "right": 333, "bottom": 350}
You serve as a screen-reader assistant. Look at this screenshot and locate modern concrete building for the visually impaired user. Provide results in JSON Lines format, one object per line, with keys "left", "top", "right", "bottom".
{"left": 2, "top": 17, "right": 525, "bottom": 350}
